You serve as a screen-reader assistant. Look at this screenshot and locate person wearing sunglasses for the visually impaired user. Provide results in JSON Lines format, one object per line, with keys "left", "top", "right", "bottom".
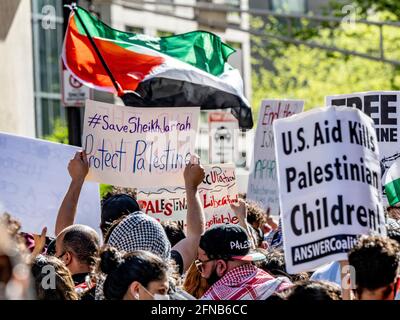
{"left": 197, "top": 224, "right": 292, "bottom": 300}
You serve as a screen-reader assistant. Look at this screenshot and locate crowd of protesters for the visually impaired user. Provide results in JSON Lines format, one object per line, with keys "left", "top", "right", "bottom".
{"left": 0, "top": 151, "right": 399, "bottom": 300}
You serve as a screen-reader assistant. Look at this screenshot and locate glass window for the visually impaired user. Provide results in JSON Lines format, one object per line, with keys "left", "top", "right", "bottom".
{"left": 271, "top": 0, "right": 307, "bottom": 13}
{"left": 125, "top": 25, "right": 144, "bottom": 34}
{"left": 38, "top": 98, "right": 65, "bottom": 137}
{"left": 156, "top": 30, "right": 175, "bottom": 37}
{"left": 31, "top": 0, "right": 64, "bottom": 138}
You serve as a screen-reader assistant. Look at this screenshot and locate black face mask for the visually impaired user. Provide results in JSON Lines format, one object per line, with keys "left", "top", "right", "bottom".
{"left": 206, "top": 266, "right": 221, "bottom": 286}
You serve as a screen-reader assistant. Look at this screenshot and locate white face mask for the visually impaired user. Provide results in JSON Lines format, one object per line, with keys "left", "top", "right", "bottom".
{"left": 140, "top": 284, "right": 170, "bottom": 300}
{"left": 153, "top": 293, "right": 170, "bottom": 300}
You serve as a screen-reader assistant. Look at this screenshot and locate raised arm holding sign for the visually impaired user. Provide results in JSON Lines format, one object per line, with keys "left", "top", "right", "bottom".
{"left": 172, "top": 156, "right": 206, "bottom": 273}
{"left": 55, "top": 151, "right": 89, "bottom": 236}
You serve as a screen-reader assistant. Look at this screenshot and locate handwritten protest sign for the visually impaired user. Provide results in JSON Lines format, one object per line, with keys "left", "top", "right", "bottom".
{"left": 247, "top": 100, "right": 304, "bottom": 215}
{"left": 326, "top": 92, "right": 400, "bottom": 200}
{"left": 0, "top": 132, "right": 100, "bottom": 237}
{"left": 83, "top": 100, "right": 200, "bottom": 188}
{"left": 273, "top": 107, "right": 386, "bottom": 273}
{"left": 137, "top": 164, "right": 239, "bottom": 229}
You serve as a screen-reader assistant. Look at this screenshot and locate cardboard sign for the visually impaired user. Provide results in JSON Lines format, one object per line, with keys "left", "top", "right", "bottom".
{"left": 247, "top": 100, "right": 304, "bottom": 215}
{"left": 274, "top": 107, "right": 386, "bottom": 273}
{"left": 326, "top": 91, "right": 400, "bottom": 200}
{"left": 0, "top": 132, "right": 101, "bottom": 237}
{"left": 208, "top": 112, "right": 238, "bottom": 164}
{"left": 137, "top": 164, "right": 239, "bottom": 228}
{"left": 82, "top": 100, "right": 200, "bottom": 188}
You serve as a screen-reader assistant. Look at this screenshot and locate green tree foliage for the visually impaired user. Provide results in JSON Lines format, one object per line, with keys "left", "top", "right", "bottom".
{"left": 331, "top": 0, "right": 400, "bottom": 20}
{"left": 100, "top": 184, "right": 113, "bottom": 199}
{"left": 251, "top": 12, "right": 400, "bottom": 116}
{"left": 43, "top": 118, "right": 69, "bottom": 144}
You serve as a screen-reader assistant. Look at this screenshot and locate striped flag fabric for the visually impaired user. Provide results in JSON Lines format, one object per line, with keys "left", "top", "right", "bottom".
{"left": 384, "top": 159, "right": 400, "bottom": 206}
{"left": 62, "top": 5, "right": 253, "bottom": 129}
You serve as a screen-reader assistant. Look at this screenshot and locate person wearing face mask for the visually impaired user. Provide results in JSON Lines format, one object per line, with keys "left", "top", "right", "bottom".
{"left": 197, "top": 224, "right": 292, "bottom": 300}
{"left": 99, "top": 246, "right": 171, "bottom": 300}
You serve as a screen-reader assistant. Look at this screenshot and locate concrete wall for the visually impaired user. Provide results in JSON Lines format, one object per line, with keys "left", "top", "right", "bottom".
{"left": 0, "top": 0, "right": 35, "bottom": 137}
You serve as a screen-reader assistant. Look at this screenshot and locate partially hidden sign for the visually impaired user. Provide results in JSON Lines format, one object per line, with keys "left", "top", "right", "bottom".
{"left": 247, "top": 99, "right": 304, "bottom": 215}
{"left": 326, "top": 91, "right": 400, "bottom": 200}
{"left": 274, "top": 107, "right": 386, "bottom": 273}
{"left": 137, "top": 164, "right": 239, "bottom": 229}
{"left": 0, "top": 132, "right": 101, "bottom": 237}
{"left": 82, "top": 100, "right": 200, "bottom": 188}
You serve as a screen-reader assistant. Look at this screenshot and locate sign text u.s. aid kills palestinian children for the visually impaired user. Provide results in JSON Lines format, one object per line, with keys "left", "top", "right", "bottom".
{"left": 273, "top": 106, "right": 386, "bottom": 274}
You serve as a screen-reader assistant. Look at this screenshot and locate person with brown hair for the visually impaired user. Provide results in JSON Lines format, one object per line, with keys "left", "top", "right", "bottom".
{"left": 31, "top": 255, "right": 79, "bottom": 300}
{"left": 182, "top": 262, "right": 210, "bottom": 299}
{"left": 255, "top": 248, "right": 309, "bottom": 283}
{"left": 283, "top": 280, "right": 342, "bottom": 301}
{"left": 161, "top": 221, "right": 186, "bottom": 247}
{"left": 386, "top": 204, "right": 400, "bottom": 221}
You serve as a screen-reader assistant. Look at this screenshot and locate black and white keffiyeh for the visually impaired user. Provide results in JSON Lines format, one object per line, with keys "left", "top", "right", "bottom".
{"left": 106, "top": 212, "right": 171, "bottom": 259}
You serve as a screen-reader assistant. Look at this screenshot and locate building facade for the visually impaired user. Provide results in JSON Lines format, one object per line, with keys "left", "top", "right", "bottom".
{"left": 0, "top": 0, "right": 252, "bottom": 139}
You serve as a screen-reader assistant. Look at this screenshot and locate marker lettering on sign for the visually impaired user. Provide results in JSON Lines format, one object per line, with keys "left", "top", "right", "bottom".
{"left": 247, "top": 100, "right": 304, "bottom": 217}
{"left": 88, "top": 138, "right": 126, "bottom": 172}
{"left": 132, "top": 140, "right": 191, "bottom": 173}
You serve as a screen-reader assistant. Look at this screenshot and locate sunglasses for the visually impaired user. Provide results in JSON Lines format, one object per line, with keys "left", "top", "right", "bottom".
{"left": 194, "top": 258, "right": 215, "bottom": 272}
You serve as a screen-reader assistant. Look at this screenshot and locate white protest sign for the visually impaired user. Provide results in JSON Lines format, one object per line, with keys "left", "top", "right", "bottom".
{"left": 274, "top": 107, "right": 386, "bottom": 274}
{"left": 0, "top": 132, "right": 100, "bottom": 237}
{"left": 201, "top": 164, "right": 239, "bottom": 228}
{"left": 208, "top": 112, "right": 238, "bottom": 164}
{"left": 82, "top": 100, "right": 200, "bottom": 188}
{"left": 137, "top": 164, "right": 239, "bottom": 229}
{"left": 326, "top": 91, "right": 400, "bottom": 200}
{"left": 247, "top": 99, "right": 304, "bottom": 215}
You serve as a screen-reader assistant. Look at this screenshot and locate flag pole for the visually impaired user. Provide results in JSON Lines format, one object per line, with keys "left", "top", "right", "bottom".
{"left": 68, "top": 3, "right": 124, "bottom": 96}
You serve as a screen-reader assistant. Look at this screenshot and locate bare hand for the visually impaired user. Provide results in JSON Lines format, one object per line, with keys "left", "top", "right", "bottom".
{"left": 31, "top": 227, "right": 47, "bottom": 259}
{"left": 266, "top": 216, "right": 278, "bottom": 231}
{"left": 230, "top": 199, "right": 247, "bottom": 222}
{"left": 184, "top": 156, "right": 205, "bottom": 190}
{"left": 68, "top": 151, "right": 89, "bottom": 182}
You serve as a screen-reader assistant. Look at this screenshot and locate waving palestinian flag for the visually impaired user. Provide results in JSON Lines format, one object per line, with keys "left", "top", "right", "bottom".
{"left": 62, "top": 5, "right": 253, "bottom": 129}
{"left": 385, "top": 159, "right": 400, "bottom": 206}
